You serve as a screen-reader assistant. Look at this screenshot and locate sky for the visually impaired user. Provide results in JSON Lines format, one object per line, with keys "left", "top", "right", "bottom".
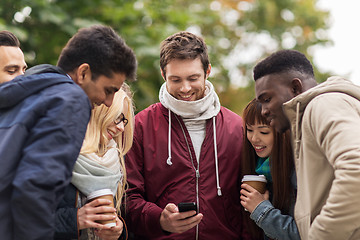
{"left": 313, "top": 0, "right": 360, "bottom": 85}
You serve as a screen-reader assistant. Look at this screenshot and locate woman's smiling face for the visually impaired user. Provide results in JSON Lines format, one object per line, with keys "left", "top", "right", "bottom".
{"left": 246, "top": 122, "right": 274, "bottom": 158}
{"left": 106, "top": 101, "right": 128, "bottom": 140}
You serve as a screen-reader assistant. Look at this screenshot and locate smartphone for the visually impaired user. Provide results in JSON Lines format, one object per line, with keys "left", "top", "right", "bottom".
{"left": 178, "top": 202, "right": 197, "bottom": 214}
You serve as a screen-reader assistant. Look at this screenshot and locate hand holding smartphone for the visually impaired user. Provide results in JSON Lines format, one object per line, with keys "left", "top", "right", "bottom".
{"left": 178, "top": 202, "right": 197, "bottom": 215}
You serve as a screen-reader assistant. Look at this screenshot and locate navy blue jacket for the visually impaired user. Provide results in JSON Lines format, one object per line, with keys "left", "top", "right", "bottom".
{"left": 0, "top": 64, "right": 91, "bottom": 240}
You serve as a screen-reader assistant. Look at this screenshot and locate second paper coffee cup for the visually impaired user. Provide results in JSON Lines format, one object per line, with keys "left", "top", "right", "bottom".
{"left": 242, "top": 175, "right": 267, "bottom": 194}
{"left": 87, "top": 189, "right": 116, "bottom": 227}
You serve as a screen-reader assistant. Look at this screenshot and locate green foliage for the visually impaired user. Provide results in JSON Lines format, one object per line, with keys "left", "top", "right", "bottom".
{"left": 0, "top": 0, "right": 332, "bottom": 112}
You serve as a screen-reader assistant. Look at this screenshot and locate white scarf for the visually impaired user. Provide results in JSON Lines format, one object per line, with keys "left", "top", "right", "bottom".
{"left": 159, "top": 80, "right": 223, "bottom": 196}
{"left": 71, "top": 139, "right": 122, "bottom": 196}
{"left": 159, "top": 80, "right": 220, "bottom": 120}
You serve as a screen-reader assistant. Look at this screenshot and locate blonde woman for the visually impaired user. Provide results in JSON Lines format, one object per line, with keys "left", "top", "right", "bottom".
{"left": 55, "top": 83, "right": 134, "bottom": 240}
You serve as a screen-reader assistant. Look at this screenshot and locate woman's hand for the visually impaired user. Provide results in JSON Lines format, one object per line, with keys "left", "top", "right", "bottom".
{"left": 240, "top": 183, "right": 269, "bottom": 213}
{"left": 94, "top": 216, "right": 123, "bottom": 240}
{"left": 77, "top": 198, "right": 117, "bottom": 230}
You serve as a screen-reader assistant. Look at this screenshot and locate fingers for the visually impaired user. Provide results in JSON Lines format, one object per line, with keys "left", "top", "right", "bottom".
{"left": 88, "top": 198, "right": 115, "bottom": 210}
{"left": 177, "top": 213, "right": 203, "bottom": 227}
{"left": 240, "top": 184, "right": 268, "bottom": 213}
{"left": 160, "top": 203, "right": 203, "bottom": 233}
{"left": 241, "top": 183, "right": 256, "bottom": 192}
{"left": 169, "top": 213, "right": 203, "bottom": 233}
{"left": 95, "top": 217, "right": 123, "bottom": 240}
{"left": 77, "top": 200, "right": 117, "bottom": 230}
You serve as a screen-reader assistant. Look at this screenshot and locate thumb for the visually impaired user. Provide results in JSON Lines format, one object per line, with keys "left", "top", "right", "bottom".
{"left": 165, "top": 203, "right": 178, "bottom": 213}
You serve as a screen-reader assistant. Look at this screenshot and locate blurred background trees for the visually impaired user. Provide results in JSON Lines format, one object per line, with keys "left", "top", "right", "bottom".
{"left": 0, "top": 0, "right": 331, "bottom": 114}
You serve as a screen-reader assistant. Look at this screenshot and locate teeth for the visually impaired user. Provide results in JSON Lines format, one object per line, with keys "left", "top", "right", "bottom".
{"left": 181, "top": 95, "right": 191, "bottom": 98}
{"left": 255, "top": 146, "right": 265, "bottom": 150}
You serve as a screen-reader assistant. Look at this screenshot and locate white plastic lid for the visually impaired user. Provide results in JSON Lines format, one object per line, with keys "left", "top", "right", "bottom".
{"left": 87, "top": 188, "right": 114, "bottom": 201}
{"left": 242, "top": 175, "right": 267, "bottom": 183}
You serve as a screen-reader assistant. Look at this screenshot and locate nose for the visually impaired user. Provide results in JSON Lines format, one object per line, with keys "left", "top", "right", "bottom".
{"left": 251, "top": 132, "right": 260, "bottom": 143}
{"left": 180, "top": 81, "right": 191, "bottom": 93}
{"left": 115, "top": 122, "right": 125, "bottom": 133}
{"left": 261, "top": 107, "right": 270, "bottom": 118}
{"left": 104, "top": 94, "right": 114, "bottom": 107}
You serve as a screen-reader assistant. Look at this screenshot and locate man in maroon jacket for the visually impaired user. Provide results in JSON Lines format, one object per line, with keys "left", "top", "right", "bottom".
{"left": 125, "top": 31, "right": 250, "bottom": 239}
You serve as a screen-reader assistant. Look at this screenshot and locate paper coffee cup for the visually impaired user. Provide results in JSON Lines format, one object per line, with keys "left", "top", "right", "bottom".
{"left": 242, "top": 175, "right": 267, "bottom": 194}
{"left": 87, "top": 189, "right": 116, "bottom": 227}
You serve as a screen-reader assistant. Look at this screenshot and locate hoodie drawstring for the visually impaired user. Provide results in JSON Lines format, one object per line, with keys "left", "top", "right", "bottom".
{"left": 166, "top": 109, "right": 173, "bottom": 166}
{"left": 213, "top": 117, "right": 222, "bottom": 196}
{"left": 295, "top": 102, "right": 301, "bottom": 159}
{"left": 166, "top": 110, "right": 222, "bottom": 197}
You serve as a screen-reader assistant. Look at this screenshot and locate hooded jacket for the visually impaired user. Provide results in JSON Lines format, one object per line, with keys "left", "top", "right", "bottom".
{"left": 125, "top": 102, "right": 251, "bottom": 240}
{"left": 283, "top": 76, "right": 360, "bottom": 240}
{"left": 0, "top": 64, "right": 91, "bottom": 240}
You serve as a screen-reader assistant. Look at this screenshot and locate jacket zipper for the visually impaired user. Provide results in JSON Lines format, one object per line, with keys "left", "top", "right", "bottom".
{"left": 175, "top": 115, "right": 199, "bottom": 240}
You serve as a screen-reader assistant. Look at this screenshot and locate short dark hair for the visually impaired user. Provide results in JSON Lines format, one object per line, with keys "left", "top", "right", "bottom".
{"left": 253, "top": 49, "right": 314, "bottom": 81}
{"left": 160, "top": 31, "right": 209, "bottom": 78}
{"left": 57, "top": 25, "right": 137, "bottom": 81}
{"left": 0, "top": 31, "right": 20, "bottom": 47}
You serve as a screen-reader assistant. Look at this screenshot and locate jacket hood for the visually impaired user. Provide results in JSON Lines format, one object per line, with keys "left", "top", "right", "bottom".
{"left": 283, "top": 76, "right": 360, "bottom": 158}
{"left": 0, "top": 64, "right": 72, "bottom": 109}
{"left": 24, "top": 64, "right": 68, "bottom": 76}
{"left": 284, "top": 76, "right": 360, "bottom": 120}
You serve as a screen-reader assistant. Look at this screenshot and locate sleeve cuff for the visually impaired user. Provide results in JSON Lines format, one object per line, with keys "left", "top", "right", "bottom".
{"left": 250, "top": 200, "right": 274, "bottom": 224}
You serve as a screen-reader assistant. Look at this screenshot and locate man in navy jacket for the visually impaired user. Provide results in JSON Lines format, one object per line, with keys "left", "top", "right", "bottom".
{"left": 0, "top": 30, "right": 27, "bottom": 83}
{"left": 0, "top": 25, "right": 137, "bottom": 240}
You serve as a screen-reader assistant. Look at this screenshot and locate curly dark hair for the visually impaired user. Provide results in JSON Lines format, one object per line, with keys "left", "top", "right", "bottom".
{"left": 57, "top": 25, "right": 137, "bottom": 82}
{"left": 253, "top": 49, "right": 314, "bottom": 81}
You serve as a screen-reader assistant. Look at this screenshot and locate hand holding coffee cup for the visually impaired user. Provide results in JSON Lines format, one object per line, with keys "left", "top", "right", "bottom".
{"left": 87, "top": 189, "right": 117, "bottom": 227}
{"left": 240, "top": 175, "right": 268, "bottom": 212}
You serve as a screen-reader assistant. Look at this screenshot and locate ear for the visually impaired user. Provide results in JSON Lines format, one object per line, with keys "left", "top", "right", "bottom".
{"left": 74, "top": 63, "right": 91, "bottom": 85}
{"left": 160, "top": 68, "right": 166, "bottom": 81}
{"left": 205, "top": 64, "right": 211, "bottom": 79}
{"left": 291, "top": 78, "right": 303, "bottom": 96}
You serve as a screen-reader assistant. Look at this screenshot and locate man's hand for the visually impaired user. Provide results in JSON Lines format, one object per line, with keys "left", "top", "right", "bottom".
{"left": 160, "top": 203, "right": 203, "bottom": 233}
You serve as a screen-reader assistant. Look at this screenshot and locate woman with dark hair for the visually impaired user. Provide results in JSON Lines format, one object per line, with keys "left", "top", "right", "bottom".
{"left": 240, "top": 98, "right": 300, "bottom": 240}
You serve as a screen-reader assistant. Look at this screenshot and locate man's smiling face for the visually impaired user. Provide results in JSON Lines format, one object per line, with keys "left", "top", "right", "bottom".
{"left": 255, "top": 72, "right": 296, "bottom": 133}
{"left": 163, "top": 57, "right": 210, "bottom": 101}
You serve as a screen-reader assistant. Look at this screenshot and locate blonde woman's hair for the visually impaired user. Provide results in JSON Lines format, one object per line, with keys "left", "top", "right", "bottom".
{"left": 80, "top": 83, "right": 134, "bottom": 213}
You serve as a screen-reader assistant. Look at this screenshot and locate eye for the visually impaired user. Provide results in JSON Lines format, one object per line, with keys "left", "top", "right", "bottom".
{"left": 263, "top": 97, "right": 271, "bottom": 103}
{"left": 169, "top": 77, "right": 180, "bottom": 83}
{"left": 260, "top": 131, "right": 270, "bottom": 135}
{"left": 105, "top": 89, "right": 113, "bottom": 95}
{"left": 246, "top": 128, "right": 253, "bottom": 133}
